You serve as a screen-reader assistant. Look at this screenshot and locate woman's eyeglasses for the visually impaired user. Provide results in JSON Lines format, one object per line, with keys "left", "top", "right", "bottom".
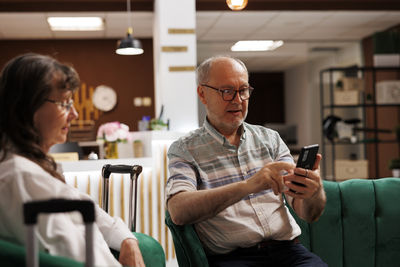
{"left": 45, "top": 99, "right": 74, "bottom": 112}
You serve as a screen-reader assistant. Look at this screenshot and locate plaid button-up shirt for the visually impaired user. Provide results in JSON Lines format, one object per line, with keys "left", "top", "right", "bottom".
{"left": 166, "top": 119, "right": 301, "bottom": 254}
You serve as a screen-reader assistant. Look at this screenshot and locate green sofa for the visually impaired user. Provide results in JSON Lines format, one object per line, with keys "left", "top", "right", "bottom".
{"left": 0, "top": 232, "right": 165, "bottom": 266}
{"left": 166, "top": 178, "right": 400, "bottom": 267}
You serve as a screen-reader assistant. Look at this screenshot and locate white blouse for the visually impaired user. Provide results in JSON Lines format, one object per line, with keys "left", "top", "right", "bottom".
{"left": 0, "top": 152, "right": 136, "bottom": 266}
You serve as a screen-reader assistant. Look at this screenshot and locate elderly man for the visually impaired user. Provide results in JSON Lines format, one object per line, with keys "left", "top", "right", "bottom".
{"left": 166, "top": 56, "right": 327, "bottom": 266}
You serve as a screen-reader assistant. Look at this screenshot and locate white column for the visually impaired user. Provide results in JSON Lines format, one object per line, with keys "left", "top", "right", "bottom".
{"left": 153, "top": 0, "right": 198, "bottom": 133}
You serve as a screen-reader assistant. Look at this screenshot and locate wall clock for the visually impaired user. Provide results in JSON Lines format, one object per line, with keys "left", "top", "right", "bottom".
{"left": 92, "top": 85, "right": 117, "bottom": 112}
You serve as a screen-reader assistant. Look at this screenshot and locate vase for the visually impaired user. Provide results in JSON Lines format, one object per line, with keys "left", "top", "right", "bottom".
{"left": 104, "top": 141, "right": 118, "bottom": 159}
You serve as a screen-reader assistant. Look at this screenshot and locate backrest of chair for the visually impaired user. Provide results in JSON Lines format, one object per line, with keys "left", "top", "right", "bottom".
{"left": 166, "top": 178, "right": 400, "bottom": 267}
{"left": 165, "top": 210, "right": 209, "bottom": 267}
{"left": 290, "top": 178, "right": 400, "bottom": 267}
{"left": 0, "top": 239, "right": 83, "bottom": 267}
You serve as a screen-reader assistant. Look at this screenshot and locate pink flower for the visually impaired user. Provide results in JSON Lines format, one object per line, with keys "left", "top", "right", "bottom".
{"left": 97, "top": 121, "right": 131, "bottom": 142}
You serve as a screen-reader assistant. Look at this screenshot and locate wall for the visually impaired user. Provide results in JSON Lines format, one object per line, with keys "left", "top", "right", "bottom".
{"left": 362, "top": 24, "right": 400, "bottom": 177}
{"left": 0, "top": 39, "right": 155, "bottom": 132}
{"left": 285, "top": 43, "right": 363, "bottom": 178}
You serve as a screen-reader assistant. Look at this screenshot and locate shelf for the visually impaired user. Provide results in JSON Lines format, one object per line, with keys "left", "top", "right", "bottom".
{"left": 324, "top": 139, "right": 398, "bottom": 145}
{"left": 320, "top": 66, "right": 400, "bottom": 179}
{"left": 323, "top": 104, "right": 400, "bottom": 108}
{"left": 322, "top": 66, "right": 400, "bottom": 72}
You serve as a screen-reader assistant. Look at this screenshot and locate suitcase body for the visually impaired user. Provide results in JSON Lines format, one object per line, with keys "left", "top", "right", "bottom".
{"left": 101, "top": 164, "right": 142, "bottom": 232}
{"left": 23, "top": 199, "right": 95, "bottom": 267}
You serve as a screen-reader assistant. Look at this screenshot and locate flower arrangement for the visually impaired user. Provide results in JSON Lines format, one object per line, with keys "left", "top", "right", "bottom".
{"left": 97, "top": 121, "right": 131, "bottom": 143}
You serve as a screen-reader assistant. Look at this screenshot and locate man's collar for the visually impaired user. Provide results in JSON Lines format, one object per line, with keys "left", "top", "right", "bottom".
{"left": 203, "top": 118, "right": 247, "bottom": 145}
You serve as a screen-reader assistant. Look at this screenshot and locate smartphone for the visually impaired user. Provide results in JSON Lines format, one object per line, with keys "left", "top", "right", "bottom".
{"left": 296, "top": 144, "right": 319, "bottom": 170}
{"left": 291, "top": 144, "right": 319, "bottom": 191}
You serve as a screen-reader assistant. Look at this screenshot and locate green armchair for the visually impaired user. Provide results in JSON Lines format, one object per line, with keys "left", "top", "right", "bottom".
{"left": 165, "top": 178, "right": 400, "bottom": 267}
{"left": 0, "top": 232, "right": 165, "bottom": 267}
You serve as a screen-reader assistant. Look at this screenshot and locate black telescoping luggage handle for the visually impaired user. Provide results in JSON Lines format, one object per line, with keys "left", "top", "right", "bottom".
{"left": 24, "top": 199, "right": 95, "bottom": 225}
{"left": 101, "top": 164, "right": 142, "bottom": 232}
{"left": 23, "top": 199, "right": 95, "bottom": 267}
{"left": 102, "top": 164, "right": 142, "bottom": 179}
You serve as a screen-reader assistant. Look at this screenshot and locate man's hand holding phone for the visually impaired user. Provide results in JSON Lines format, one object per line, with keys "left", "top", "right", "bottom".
{"left": 285, "top": 144, "right": 321, "bottom": 198}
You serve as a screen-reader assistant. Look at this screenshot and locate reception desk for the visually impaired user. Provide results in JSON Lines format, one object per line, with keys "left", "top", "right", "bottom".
{"left": 60, "top": 131, "right": 184, "bottom": 267}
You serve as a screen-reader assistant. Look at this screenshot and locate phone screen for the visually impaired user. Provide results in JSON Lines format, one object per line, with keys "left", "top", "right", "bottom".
{"left": 296, "top": 144, "right": 319, "bottom": 170}
{"left": 291, "top": 144, "right": 319, "bottom": 191}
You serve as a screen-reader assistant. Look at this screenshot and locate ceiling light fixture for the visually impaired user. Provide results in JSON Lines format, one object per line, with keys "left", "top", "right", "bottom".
{"left": 226, "top": 0, "right": 248, "bottom": 11}
{"left": 116, "top": 0, "right": 143, "bottom": 55}
{"left": 47, "top": 17, "right": 104, "bottom": 31}
{"left": 231, "top": 40, "right": 284, "bottom": 52}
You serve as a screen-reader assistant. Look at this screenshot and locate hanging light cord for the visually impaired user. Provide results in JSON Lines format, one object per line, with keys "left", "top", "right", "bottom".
{"left": 127, "top": 0, "right": 132, "bottom": 31}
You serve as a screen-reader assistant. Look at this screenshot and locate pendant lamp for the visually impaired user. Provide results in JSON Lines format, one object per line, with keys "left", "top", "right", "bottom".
{"left": 116, "top": 0, "right": 143, "bottom": 55}
{"left": 226, "top": 0, "right": 248, "bottom": 11}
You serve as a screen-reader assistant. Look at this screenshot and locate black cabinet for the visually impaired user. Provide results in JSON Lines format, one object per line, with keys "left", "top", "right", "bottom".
{"left": 320, "top": 66, "right": 400, "bottom": 180}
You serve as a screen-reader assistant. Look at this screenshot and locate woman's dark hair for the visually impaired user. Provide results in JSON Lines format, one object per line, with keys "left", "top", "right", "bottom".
{"left": 0, "top": 53, "right": 80, "bottom": 181}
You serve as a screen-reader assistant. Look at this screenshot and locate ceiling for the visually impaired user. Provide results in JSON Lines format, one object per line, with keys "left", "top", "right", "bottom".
{"left": 0, "top": 7, "right": 399, "bottom": 71}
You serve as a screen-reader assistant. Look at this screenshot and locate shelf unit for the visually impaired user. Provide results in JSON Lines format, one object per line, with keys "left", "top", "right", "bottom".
{"left": 320, "top": 66, "right": 400, "bottom": 180}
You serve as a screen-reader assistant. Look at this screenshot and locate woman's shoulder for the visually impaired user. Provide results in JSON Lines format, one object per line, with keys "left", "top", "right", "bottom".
{"left": 1, "top": 153, "right": 44, "bottom": 174}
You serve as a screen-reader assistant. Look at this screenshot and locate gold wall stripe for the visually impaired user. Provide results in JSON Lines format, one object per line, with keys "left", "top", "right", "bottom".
{"left": 86, "top": 175, "right": 91, "bottom": 195}
{"left": 168, "top": 28, "right": 195, "bottom": 34}
{"left": 157, "top": 166, "right": 162, "bottom": 245}
{"left": 110, "top": 175, "right": 114, "bottom": 217}
{"left": 161, "top": 46, "right": 188, "bottom": 52}
{"left": 98, "top": 174, "right": 102, "bottom": 207}
{"left": 140, "top": 174, "right": 145, "bottom": 234}
{"left": 120, "top": 174, "right": 125, "bottom": 223}
{"left": 148, "top": 174, "right": 153, "bottom": 238}
{"left": 163, "top": 145, "right": 168, "bottom": 183}
{"left": 74, "top": 176, "right": 78, "bottom": 188}
{"left": 163, "top": 145, "right": 169, "bottom": 260}
{"left": 168, "top": 66, "right": 196, "bottom": 72}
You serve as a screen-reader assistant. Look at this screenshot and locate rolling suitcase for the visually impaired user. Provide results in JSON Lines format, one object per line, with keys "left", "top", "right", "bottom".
{"left": 101, "top": 164, "right": 143, "bottom": 232}
{"left": 23, "top": 199, "right": 95, "bottom": 267}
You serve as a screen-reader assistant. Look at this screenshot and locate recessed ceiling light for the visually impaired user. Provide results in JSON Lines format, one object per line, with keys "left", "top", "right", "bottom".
{"left": 47, "top": 17, "right": 104, "bottom": 31}
{"left": 231, "top": 40, "right": 284, "bottom": 52}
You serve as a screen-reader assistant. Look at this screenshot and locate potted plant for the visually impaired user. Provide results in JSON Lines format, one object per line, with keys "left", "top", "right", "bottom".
{"left": 389, "top": 158, "right": 400, "bottom": 178}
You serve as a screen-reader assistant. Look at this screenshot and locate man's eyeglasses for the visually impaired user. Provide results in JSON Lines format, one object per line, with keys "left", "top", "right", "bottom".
{"left": 201, "top": 84, "right": 254, "bottom": 101}
{"left": 45, "top": 99, "right": 74, "bottom": 112}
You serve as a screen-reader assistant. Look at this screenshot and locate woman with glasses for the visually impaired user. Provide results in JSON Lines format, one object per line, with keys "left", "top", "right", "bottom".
{"left": 0, "top": 53, "right": 144, "bottom": 266}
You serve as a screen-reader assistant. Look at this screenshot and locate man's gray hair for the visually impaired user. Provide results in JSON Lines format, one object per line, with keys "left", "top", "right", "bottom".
{"left": 196, "top": 55, "right": 248, "bottom": 85}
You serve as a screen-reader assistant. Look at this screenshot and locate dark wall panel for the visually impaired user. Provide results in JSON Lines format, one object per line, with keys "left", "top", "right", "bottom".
{"left": 0, "top": 39, "right": 154, "bottom": 131}
{"left": 246, "top": 72, "right": 285, "bottom": 126}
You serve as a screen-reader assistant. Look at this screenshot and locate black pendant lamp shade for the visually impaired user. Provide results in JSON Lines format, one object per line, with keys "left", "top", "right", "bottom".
{"left": 116, "top": 27, "right": 143, "bottom": 55}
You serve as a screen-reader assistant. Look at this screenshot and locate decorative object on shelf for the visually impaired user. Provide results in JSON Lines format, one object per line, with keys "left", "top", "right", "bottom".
{"left": 323, "top": 115, "right": 341, "bottom": 142}
{"left": 133, "top": 140, "right": 144, "bottom": 158}
{"left": 116, "top": 0, "right": 143, "bottom": 55}
{"left": 335, "top": 159, "right": 369, "bottom": 180}
{"left": 97, "top": 121, "right": 132, "bottom": 159}
{"left": 226, "top": 0, "right": 248, "bottom": 10}
{"left": 389, "top": 158, "right": 400, "bottom": 178}
{"left": 150, "top": 118, "right": 168, "bottom": 131}
{"left": 150, "top": 105, "right": 169, "bottom": 131}
{"left": 376, "top": 80, "right": 400, "bottom": 104}
{"left": 92, "top": 85, "right": 117, "bottom": 112}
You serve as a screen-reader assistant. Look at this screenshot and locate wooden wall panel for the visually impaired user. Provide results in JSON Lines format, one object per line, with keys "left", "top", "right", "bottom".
{"left": 0, "top": 39, "right": 155, "bottom": 132}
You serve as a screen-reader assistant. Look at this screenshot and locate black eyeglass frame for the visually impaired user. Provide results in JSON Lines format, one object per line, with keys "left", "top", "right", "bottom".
{"left": 201, "top": 84, "right": 254, "bottom": 101}
{"left": 45, "top": 98, "right": 74, "bottom": 112}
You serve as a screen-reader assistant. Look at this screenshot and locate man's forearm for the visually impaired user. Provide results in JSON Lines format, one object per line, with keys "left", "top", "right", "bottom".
{"left": 167, "top": 180, "right": 250, "bottom": 225}
{"left": 294, "top": 186, "right": 326, "bottom": 223}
